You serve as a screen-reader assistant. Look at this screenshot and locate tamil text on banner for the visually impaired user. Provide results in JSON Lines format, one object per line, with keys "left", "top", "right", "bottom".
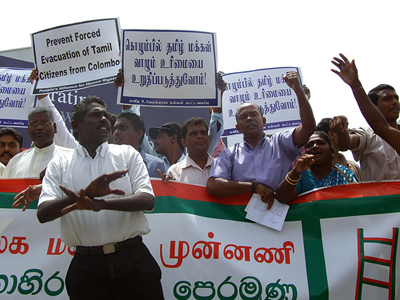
{"left": 222, "top": 67, "right": 303, "bottom": 137}
{"left": 31, "top": 18, "right": 121, "bottom": 94}
{"left": 0, "top": 179, "right": 399, "bottom": 299}
{"left": 118, "top": 30, "right": 219, "bottom": 107}
{"left": 0, "top": 68, "right": 36, "bottom": 128}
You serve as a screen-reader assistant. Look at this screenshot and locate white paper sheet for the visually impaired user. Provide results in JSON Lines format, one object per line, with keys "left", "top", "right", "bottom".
{"left": 245, "top": 194, "right": 289, "bottom": 231}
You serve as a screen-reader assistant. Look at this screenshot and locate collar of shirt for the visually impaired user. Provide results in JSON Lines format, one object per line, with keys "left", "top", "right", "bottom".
{"left": 34, "top": 143, "right": 55, "bottom": 154}
{"left": 76, "top": 142, "right": 108, "bottom": 160}
{"left": 243, "top": 135, "right": 267, "bottom": 150}
{"left": 182, "top": 154, "right": 214, "bottom": 171}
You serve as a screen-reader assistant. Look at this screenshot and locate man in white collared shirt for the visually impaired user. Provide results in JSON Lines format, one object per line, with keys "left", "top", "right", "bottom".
{"left": 3, "top": 107, "right": 71, "bottom": 178}
{"left": 38, "top": 96, "right": 164, "bottom": 300}
{"left": 165, "top": 117, "right": 214, "bottom": 185}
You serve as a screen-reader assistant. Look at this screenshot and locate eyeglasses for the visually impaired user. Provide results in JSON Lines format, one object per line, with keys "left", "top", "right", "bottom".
{"left": 28, "top": 120, "right": 53, "bottom": 128}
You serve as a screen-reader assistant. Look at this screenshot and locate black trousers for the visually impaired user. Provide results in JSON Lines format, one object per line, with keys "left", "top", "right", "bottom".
{"left": 66, "top": 238, "right": 164, "bottom": 300}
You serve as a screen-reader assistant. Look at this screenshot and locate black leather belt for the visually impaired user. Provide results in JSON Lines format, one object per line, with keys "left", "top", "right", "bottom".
{"left": 75, "top": 236, "right": 142, "bottom": 255}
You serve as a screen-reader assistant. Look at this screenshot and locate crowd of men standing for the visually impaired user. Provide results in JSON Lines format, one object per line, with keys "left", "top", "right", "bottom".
{"left": 0, "top": 53, "right": 400, "bottom": 299}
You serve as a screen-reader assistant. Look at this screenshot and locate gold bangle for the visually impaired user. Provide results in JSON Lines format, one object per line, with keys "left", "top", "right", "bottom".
{"left": 286, "top": 172, "right": 301, "bottom": 182}
{"left": 285, "top": 172, "right": 301, "bottom": 186}
{"left": 352, "top": 86, "right": 363, "bottom": 92}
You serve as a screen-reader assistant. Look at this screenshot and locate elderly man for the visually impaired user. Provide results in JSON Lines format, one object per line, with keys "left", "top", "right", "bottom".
{"left": 0, "top": 127, "right": 23, "bottom": 177}
{"left": 37, "top": 96, "right": 164, "bottom": 300}
{"left": 207, "top": 71, "right": 316, "bottom": 208}
{"left": 4, "top": 107, "right": 72, "bottom": 211}
{"left": 113, "top": 110, "right": 166, "bottom": 177}
{"left": 3, "top": 107, "right": 71, "bottom": 178}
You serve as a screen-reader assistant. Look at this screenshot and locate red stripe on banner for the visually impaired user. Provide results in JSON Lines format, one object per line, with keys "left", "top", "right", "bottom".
{"left": 150, "top": 179, "right": 252, "bottom": 206}
{"left": 291, "top": 181, "right": 400, "bottom": 204}
{"left": 364, "top": 256, "right": 390, "bottom": 265}
{"left": 0, "top": 179, "right": 41, "bottom": 193}
{"left": 363, "top": 277, "right": 389, "bottom": 287}
{"left": 364, "top": 237, "right": 392, "bottom": 243}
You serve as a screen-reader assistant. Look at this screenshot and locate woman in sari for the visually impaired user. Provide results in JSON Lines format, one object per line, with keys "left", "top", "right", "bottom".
{"left": 277, "top": 131, "right": 357, "bottom": 204}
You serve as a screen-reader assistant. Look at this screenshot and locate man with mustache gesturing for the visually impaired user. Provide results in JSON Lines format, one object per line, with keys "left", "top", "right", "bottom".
{"left": 38, "top": 96, "right": 164, "bottom": 300}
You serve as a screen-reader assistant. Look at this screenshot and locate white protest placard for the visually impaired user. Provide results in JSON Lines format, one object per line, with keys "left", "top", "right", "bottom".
{"left": 31, "top": 18, "right": 121, "bottom": 94}
{"left": 0, "top": 68, "right": 36, "bottom": 128}
{"left": 222, "top": 67, "right": 303, "bottom": 136}
{"left": 118, "top": 30, "right": 219, "bottom": 107}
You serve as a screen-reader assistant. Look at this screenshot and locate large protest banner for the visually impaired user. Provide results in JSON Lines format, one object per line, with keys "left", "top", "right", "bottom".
{"left": 118, "top": 30, "right": 219, "bottom": 107}
{"left": 222, "top": 67, "right": 302, "bottom": 137}
{"left": 31, "top": 18, "right": 121, "bottom": 94}
{"left": 0, "top": 179, "right": 399, "bottom": 299}
{"left": 0, "top": 68, "right": 36, "bottom": 127}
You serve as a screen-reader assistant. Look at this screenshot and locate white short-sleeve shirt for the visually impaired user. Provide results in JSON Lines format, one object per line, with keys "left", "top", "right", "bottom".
{"left": 39, "top": 142, "right": 154, "bottom": 247}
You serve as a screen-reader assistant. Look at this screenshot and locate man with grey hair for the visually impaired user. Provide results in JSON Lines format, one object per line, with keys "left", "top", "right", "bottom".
{"left": 4, "top": 107, "right": 72, "bottom": 210}
{"left": 4, "top": 107, "right": 71, "bottom": 178}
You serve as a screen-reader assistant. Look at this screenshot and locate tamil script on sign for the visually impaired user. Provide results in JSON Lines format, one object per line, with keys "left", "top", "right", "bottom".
{"left": 222, "top": 67, "right": 303, "bottom": 136}
{"left": 0, "top": 68, "right": 36, "bottom": 127}
{"left": 118, "top": 30, "right": 219, "bottom": 107}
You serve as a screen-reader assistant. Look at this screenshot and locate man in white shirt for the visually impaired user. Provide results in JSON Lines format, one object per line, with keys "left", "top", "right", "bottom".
{"left": 5, "top": 107, "right": 72, "bottom": 211}
{"left": 165, "top": 117, "right": 214, "bottom": 185}
{"left": 3, "top": 107, "right": 71, "bottom": 178}
{"left": 38, "top": 96, "right": 164, "bottom": 300}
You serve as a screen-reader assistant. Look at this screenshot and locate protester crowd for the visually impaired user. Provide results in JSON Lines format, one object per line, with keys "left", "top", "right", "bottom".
{"left": 1, "top": 53, "right": 399, "bottom": 299}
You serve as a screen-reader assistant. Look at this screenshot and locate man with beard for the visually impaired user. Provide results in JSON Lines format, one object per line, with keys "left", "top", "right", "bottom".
{"left": 0, "top": 127, "right": 23, "bottom": 177}
{"left": 38, "top": 96, "right": 164, "bottom": 300}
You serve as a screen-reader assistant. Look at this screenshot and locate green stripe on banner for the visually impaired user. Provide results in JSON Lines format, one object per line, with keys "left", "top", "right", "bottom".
{"left": 3, "top": 191, "right": 399, "bottom": 218}
{"left": 151, "top": 194, "right": 400, "bottom": 223}
{"left": 286, "top": 194, "right": 400, "bottom": 221}
{"left": 0, "top": 192, "right": 38, "bottom": 210}
{"left": 301, "top": 210, "right": 329, "bottom": 299}
{"left": 150, "top": 195, "right": 250, "bottom": 223}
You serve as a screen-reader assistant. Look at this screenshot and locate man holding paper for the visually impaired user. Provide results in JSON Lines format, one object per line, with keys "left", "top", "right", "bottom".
{"left": 207, "top": 71, "right": 316, "bottom": 209}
